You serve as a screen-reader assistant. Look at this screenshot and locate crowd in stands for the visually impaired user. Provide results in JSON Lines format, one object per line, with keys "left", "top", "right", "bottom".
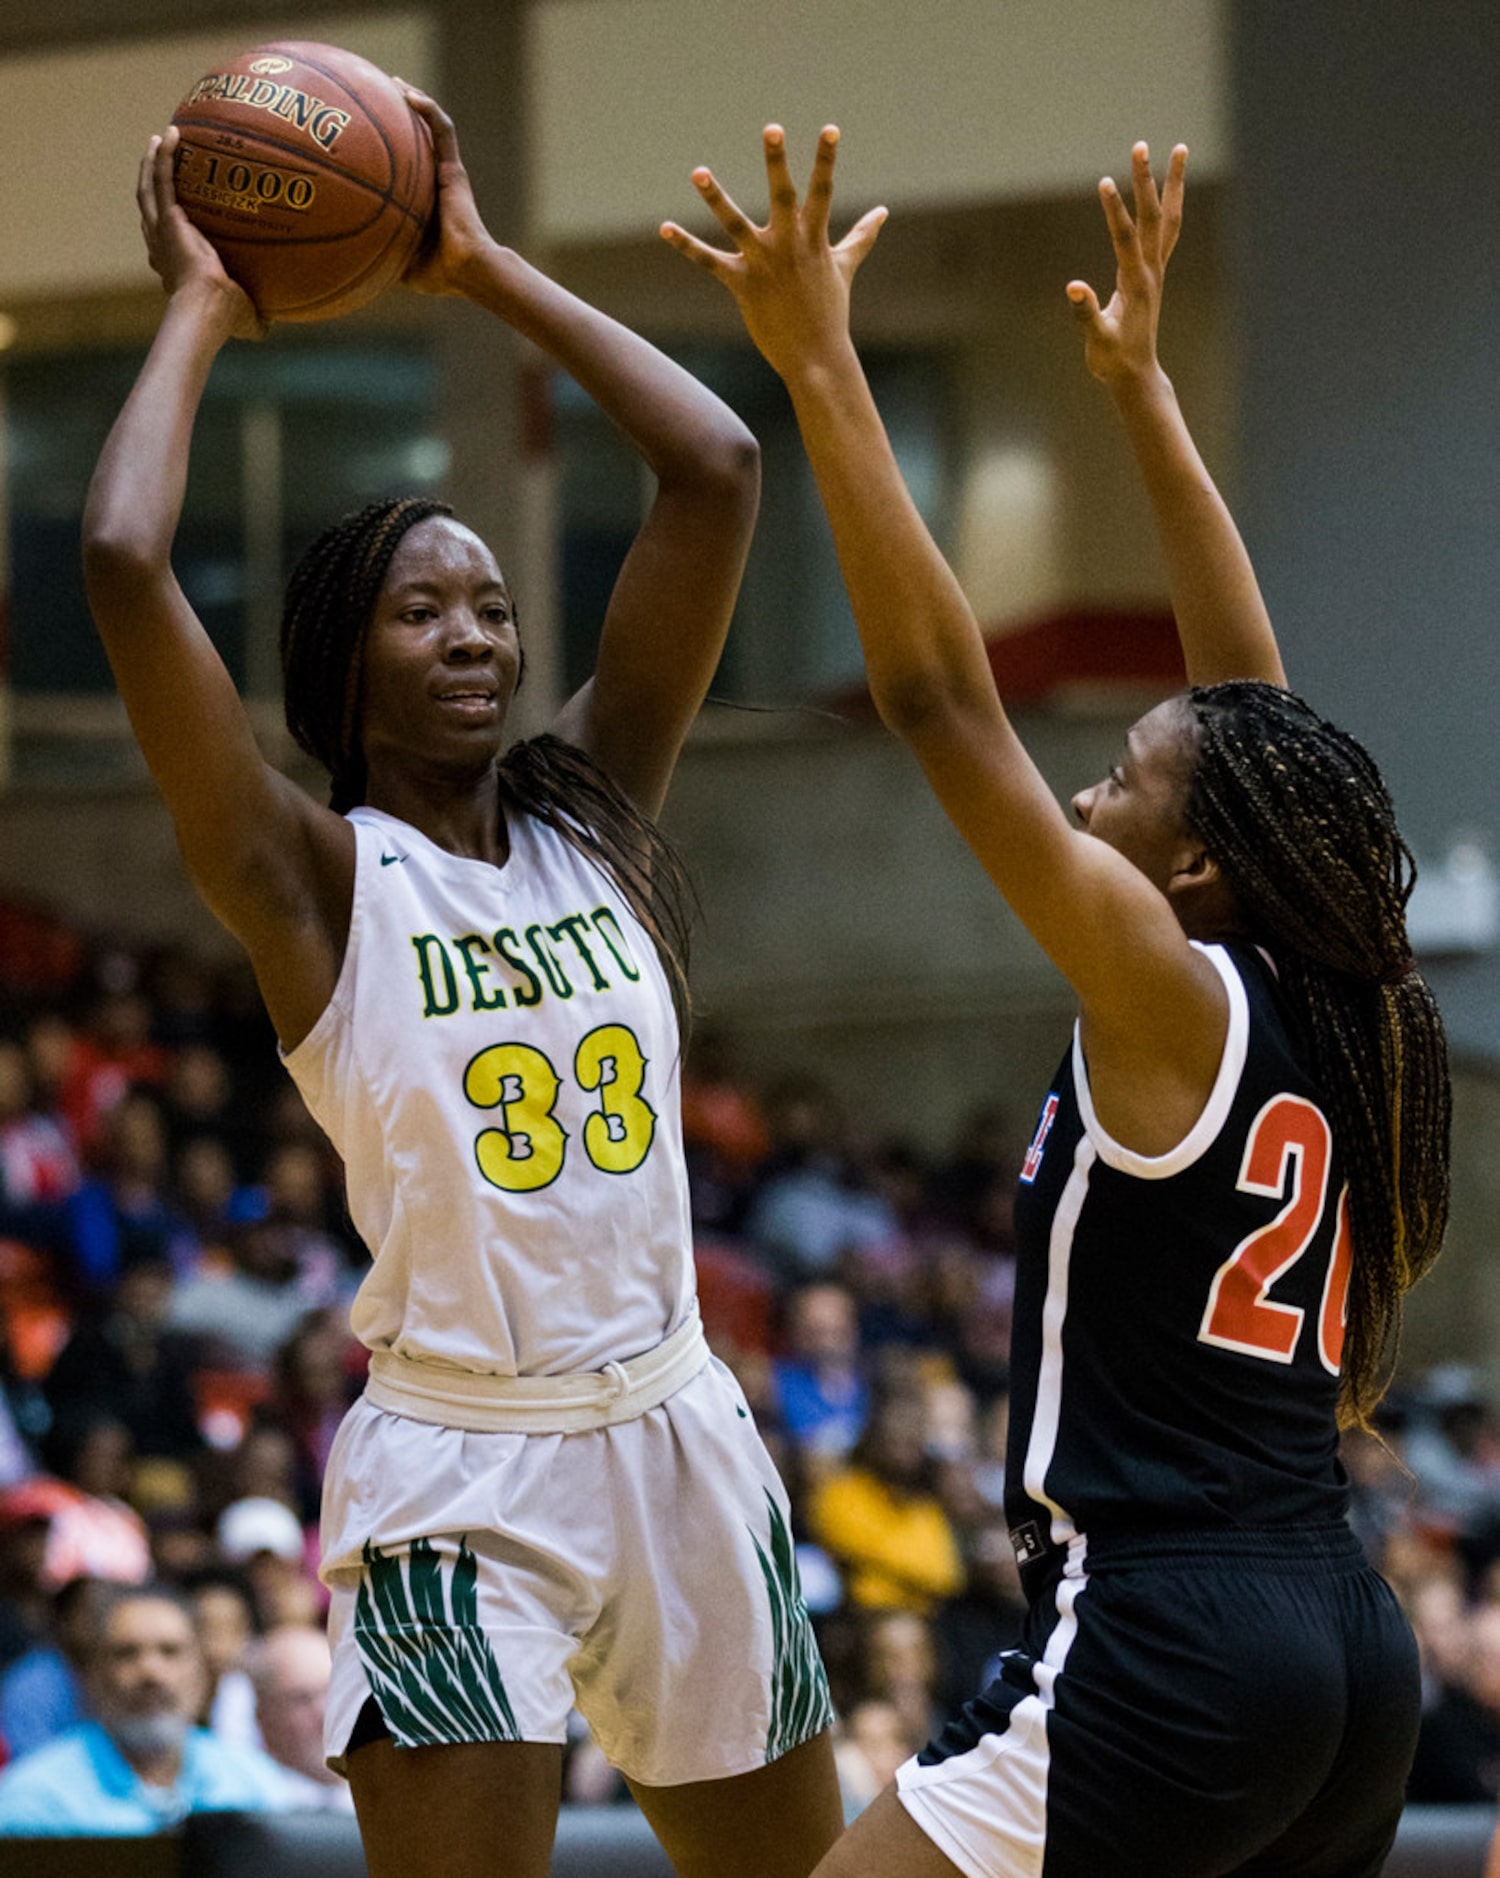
{"left": 0, "top": 905, "right": 1497, "bottom": 1831}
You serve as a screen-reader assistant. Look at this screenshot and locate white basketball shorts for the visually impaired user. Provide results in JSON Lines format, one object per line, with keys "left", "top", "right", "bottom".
{"left": 320, "top": 1355, "right": 834, "bottom": 1786}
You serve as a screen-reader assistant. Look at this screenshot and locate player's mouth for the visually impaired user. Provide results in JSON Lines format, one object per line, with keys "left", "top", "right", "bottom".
{"left": 433, "top": 685, "right": 499, "bottom": 716}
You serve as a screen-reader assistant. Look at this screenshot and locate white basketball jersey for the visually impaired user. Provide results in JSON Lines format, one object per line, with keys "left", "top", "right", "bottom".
{"left": 283, "top": 804, "right": 694, "bottom": 1378}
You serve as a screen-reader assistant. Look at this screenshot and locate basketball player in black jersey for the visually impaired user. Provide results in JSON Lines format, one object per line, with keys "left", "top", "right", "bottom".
{"left": 664, "top": 134, "right": 1449, "bottom": 1876}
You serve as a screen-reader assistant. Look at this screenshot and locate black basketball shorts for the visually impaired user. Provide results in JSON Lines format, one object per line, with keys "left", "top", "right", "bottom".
{"left": 896, "top": 1526, "right": 1419, "bottom": 1878}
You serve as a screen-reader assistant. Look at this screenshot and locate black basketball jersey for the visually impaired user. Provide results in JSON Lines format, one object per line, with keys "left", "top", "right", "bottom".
{"left": 1006, "top": 941, "right": 1351, "bottom": 1589}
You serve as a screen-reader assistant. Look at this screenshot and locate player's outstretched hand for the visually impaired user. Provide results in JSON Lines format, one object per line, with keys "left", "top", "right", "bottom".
{"left": 138, "top": 129, "right": 264, "bottom": 340}
{"left": 396, "top": 84, "right": 492, "bottom": 296}
{"left": 660, "top": 125, "right": 887, "bottom": 384}
{"left": 1066, "top": 141, "right": 1186, "bottom": 387}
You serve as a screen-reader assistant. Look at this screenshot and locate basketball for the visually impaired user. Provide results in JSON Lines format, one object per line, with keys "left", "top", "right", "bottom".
{"left": 170, "top": 41, "right": 435, "bottom": 323}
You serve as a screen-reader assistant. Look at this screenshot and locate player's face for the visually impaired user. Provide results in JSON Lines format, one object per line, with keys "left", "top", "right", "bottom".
{"left": 1071, "top": 697, "right": 1200, "bottom": 895}
{"left": 359, "top": 518, "right": 522, "bottom": 780}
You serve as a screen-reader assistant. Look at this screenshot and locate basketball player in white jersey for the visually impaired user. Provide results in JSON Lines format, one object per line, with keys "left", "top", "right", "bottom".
{"left": 83, "top": 89, "right": 839, "bottom": 1878}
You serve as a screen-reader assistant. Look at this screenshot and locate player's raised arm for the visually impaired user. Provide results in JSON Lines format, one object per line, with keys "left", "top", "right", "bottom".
{"left": 661, "top": 129, "right": 1228, "bottom": 1083}
{"left": 399, "top": 88, "right": 760, "bottom": 821}
{"left": 1067, "top": 143, "right": 1285, "bottom": 689}
{"left": 82, "top": 130, "right": 354, "bottom": 1048}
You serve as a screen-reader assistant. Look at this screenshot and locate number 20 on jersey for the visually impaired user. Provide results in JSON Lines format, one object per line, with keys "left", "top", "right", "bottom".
{"left": 1198, "top": 1094, "right": 1353, "bottom": 1374}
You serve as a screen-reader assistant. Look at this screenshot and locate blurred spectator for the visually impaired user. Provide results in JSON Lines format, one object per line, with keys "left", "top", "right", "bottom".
{"left": 811, "top": 1391, "right": 964, "bottom": 1616}
{"left": 948, "top": 1255, "right": 1015, "bottom": 1408}
{"left": 859, "top": 1607, "right": 944, "bottom": 1748}
{"left": 0, "top": 1486, "right": 54, "bottom": 1671}
{"left": 45, "top": 1257, "right": 203, "bottom": 1464}
{"left": 216, "top": 1495, "right": 319, "bottom": 1629}
{"left": 66, "top": 1091, "right": 198, "bottom": 1291}
{"left": 932, "top": 1515, "right": 1028, "bottom": 1711}
{"left": 746, "top": 1077, "right": 899, "bottom": 1282}
{"left": 1404, "top": 1366, "right": 1500, "bottom": 1534}
{"left": 58, "top": 984, "right": 172, "bottom": 1158}
{"left": 680, "top": 1028, "right": 771, "bottom": 1235}
{"left": 268, "top": 1311, "right": 362, "bottom": 1524}
{"left": 243, "top": 1624, "right": 354, "bottom": 1810}
{"left": 773, "top": 1283, "right": 869, "bottom": 1467}
{"left": 0, "top": 1474, "right": 150, "bottom": 1600}
{"left": 1405, "top": 1564, "right": 1472, "bottom": 1713}
{"left": 0, "top": 1575, "right": 109, "bottom": 1761}
{"left": 0, "top": 1584, "right": 290, "bottom": 1833}
{"left": 186, "top": 1567, "right": 261, "bottom": 1750}
{"left": 0, "top": 1039, "right": 79, "bottom": 1214}
{"left": 173, "top": 1135, "right": 240, "bottom": 1246}
{"left": 0, "top": 1322, "right": 45, "bottom": 1490}
{"left": 22, "top": 1017, "right": 76, "bottom": 1137}
{"left": 1342, "top": 1420, "right": 1416, "bottom": 1565}
{"left": 833, "top": 1697, "right": 918, "bottom": 1819}
{"left": 143, "top": 947, "right": 220, "bottom": 1052}
{"left": 1408, "top": 1597, "right": 1500, "bottom": 1802}
{"left": 161, "top": 1044, "right": 265, "bottom": 1184}
{"left": 927, "top": 1104, "right": 1019, "bottom": 1244}
{"left": 170, "top": 1216, "right": 344, "bottom": 1371}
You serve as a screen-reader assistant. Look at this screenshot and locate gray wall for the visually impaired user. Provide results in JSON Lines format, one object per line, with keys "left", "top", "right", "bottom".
{"left": 1231, "top": 0, "right": 1500, "bottom": 1053}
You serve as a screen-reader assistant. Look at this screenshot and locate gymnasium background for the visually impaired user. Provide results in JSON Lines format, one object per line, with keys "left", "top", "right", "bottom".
{"left": 0, "top": 1, "right": 1495, "bottom": 1383}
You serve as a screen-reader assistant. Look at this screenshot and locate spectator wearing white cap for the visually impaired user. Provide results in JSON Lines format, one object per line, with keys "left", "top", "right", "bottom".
{"left": 215, "top": 1497, "right": 318, "bottom": 1629}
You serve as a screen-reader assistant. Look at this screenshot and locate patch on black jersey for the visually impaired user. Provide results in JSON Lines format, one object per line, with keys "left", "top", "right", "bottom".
{"left": 1020, "top": 1093, "right": 1060, "bottom": 1185}
{"left": 1009, "top": 1519, "right": 1046, "bottom": 1565}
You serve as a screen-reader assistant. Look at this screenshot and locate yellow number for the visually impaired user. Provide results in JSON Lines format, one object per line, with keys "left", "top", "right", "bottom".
{"left": 463, "top": 1043, "right": 566, "bottom": 1192}
{"left": 575, "top": 1025, "right": 656, "bottom": 1175}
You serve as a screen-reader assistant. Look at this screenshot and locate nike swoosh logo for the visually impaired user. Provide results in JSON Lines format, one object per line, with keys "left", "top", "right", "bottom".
{"left": 380, "top": 853, "right": 407, "bottom": 867}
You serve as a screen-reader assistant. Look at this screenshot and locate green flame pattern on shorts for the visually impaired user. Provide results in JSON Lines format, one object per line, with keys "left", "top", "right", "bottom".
{"left": 354, "top": 1535, "right": 521, "bottom": 1746}
{"left": 752, "top": 1491, "right": 835, "bottom": 1761}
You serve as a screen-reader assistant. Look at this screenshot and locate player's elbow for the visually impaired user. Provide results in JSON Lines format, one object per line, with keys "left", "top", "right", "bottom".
{"left": 669, "top": 420, "right": 761, "bottom": 514}
{"left": 81, "top": 516, "right": 168, "bottom": 611}
{"left": 869, "top": 664, "right": 976, "bottom": 745}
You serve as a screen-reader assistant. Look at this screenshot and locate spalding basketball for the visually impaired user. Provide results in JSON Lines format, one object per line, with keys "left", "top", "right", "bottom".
{"left": 170, "top": 41, "right": 435, "bottom": 323}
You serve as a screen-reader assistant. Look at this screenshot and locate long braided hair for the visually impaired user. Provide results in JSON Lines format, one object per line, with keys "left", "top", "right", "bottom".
{"left": 279, "top": 497, "right": 695, "bottom": 1033}
{"left": 1182, "top": 680, "right": 1450, "bottom": 1427}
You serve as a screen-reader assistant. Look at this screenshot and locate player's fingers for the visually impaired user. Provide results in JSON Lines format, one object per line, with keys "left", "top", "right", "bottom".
{"left": 660, "top": 221, "right": 737, "bottom": 283}
{"left": 400, "top": 84, "right": 462, "bottom": 168}
{"left": 153, "top": 126, "right": 182, "bottom": 219}
{"left": 1065, "top": 279, "right": 1102, "bottom": 327}
{"left": 1159, "top": 143, "right": 1188, "bottom": 263}
{"left": 1099, "top": 175, "right": 1141, "bottom": 269}
{"left": 835, "top": 204, "right": 888, "bottom": 269}
{"left": 691, "top": 167, "right": 758, "bottom": 247}
{"left": 804, "top": 125, "right": 841, "bottom": 238}
{"left": 1131, "top": 141, "right": 1161, "bottom": 240}
{"left": 137, "top": 136, "right": 161, "bottom": 230}
{"left": 763, "top": 125, "right": 799, "bottom": 229}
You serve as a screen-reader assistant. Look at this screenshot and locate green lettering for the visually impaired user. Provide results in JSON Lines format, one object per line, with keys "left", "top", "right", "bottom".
{"left": 411, "top": 934, "right": 460, "bottom": 1018}
{"left": 549, "top": 914, "right": 610, "bottom": 992}
{"left": 454, "top": 934, "right": 508, "bottom": 1012}
{"left": 525, "top": 924, "right": 575, "bottom": 999}
{"left": 494, "top": 928, "right": 543, "bottom": 1007}
{"left": 590, "top": 906, "right": 642, "bottom": 983}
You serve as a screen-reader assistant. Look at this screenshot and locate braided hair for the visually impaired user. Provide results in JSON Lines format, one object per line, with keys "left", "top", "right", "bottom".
{"left": 280, "top": 498, "right": 695, "bottom": 1033}
{"left": 1182, "top": 680, "right": 1450, "bottom": 1427}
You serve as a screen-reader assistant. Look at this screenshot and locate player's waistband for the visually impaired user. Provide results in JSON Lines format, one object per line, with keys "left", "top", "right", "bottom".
{"left": 363, "top": 1307, "right": 710, "bottom": 1434}
{"left": 1078, "top": 1522, "right": 1366, "bottom": 1575}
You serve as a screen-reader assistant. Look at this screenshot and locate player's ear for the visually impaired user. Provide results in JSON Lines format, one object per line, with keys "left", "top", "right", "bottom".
{"left": 1167, "top": 842, "right": 1240, "bottom": 932}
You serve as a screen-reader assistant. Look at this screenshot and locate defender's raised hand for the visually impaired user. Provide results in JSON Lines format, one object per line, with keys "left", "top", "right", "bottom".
{"left": 1067, "top": 141, "right": 1186, "bottom": 386}
{"left": 660, "top": 125, "right": 887, "bottom": 382}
